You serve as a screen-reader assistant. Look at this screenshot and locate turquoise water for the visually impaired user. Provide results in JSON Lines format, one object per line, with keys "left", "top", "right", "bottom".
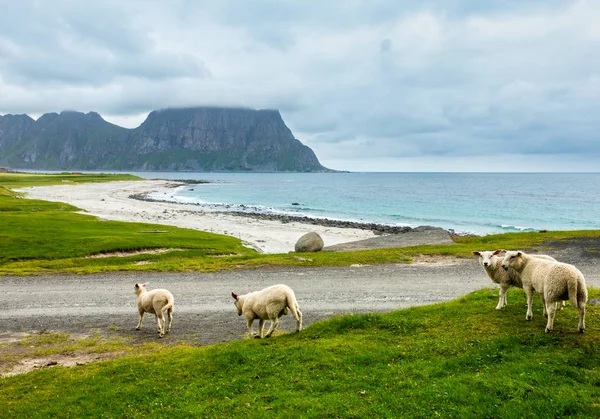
{"left": 133, "top": 172, "right": 600, "bottom": 235}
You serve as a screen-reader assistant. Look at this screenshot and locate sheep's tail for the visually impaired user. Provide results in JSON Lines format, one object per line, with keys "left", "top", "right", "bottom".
{"left": 286, "top": 294, "right": 301, "bottom": 321}
{"left": 567, "top": 275, "right": 585, "bottom": 309}
{"left": 161, "top": 299, "right": 174, "bottom": 314}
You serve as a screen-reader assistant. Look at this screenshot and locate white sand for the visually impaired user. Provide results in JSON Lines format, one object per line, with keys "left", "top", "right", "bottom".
{"left": 15, "top": 180, "right": 375, "bottom": 254}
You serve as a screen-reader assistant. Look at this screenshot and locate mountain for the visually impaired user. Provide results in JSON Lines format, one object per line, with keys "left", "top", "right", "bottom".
{"left": 0, "top": 114, "right": 35, "bottom": 150}
{"left": 0, "top": 107, "right": 332, "bottom": 172}
{"left": 0, "top": 111, "right": 130, "bottom": 170}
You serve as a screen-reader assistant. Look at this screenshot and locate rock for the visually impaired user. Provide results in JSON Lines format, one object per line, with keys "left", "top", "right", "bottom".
{"left": 295, "top": 232, "right": 324, "bottom": 252}
{"left": 322, "top": 227, "right": 453, "bottom": 252}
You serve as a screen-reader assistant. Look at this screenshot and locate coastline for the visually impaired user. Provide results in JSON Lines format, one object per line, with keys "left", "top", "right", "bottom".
{"left": 129, "top": 192, "right": 427, "bottom": 235}
{"left": 15, "top": 180, "right": 379, "bottom": 254}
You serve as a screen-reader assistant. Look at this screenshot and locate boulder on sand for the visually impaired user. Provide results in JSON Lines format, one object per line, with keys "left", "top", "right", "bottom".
{"left": 295, "top": 232, "right": 324, "bottom": 252}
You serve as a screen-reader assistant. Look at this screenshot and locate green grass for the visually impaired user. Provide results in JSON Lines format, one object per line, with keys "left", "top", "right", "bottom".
{"left": 1, "top": 288, "right": 599, "bottom": 418}
{"left": 0, "top": 172, "right": 259, "bottom": 274}
{"left": 0, "top": 172, "right": 141, "bottom": 189}
{"left": 2, "top": 331, "right": 141, "bottom": 362}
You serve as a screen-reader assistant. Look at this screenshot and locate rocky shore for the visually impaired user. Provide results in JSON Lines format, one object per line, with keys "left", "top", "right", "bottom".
{"left": 128, "top": 192, "right": 451, "bottom": 236}
{"left": 16, "top": 179, "right": 457, "bottom": 254}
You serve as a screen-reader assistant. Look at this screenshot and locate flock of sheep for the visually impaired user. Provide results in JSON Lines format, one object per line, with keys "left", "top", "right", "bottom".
{"left": 134, "top": 282, "right": 301, "bottom": 338}
{"left": 133, "top": 249, "right": 588, "bottom": 339}
{"left": 473, "top": 249, "right": 587, "bottom": 333}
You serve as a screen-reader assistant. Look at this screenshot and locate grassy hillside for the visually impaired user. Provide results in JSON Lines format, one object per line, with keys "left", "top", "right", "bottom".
{"left": 1, "top": 288, "right": 599, "bottom": 418}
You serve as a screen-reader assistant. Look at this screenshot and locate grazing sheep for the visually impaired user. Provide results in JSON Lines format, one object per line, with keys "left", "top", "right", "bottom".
{"left": 134, "top": 283, "right": 174, "bottom": 338}
{"left": 472, "top": 250, "right": 558, "bottom": 310}
{"left": 231, "top": 284, "right": 302, "bottom": 338}
{"left": 501, "top": 250, "right": 587, "bottom": 333}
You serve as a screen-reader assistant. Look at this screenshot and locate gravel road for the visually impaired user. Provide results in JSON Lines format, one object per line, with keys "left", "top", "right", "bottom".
{"left": 2, "top": 252, "right": 599, "bottom": 346}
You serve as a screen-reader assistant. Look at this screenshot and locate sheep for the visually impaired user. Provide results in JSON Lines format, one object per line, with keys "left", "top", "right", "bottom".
{"left": 134, "top": 283, "right": 174, "bottom": 338}
{"left": 501, "top": 250, "right": 587, "bottom": 333}
{"left": 231, "top": 284, "right": 302, "bottom": 338}
{"left": 472, "top": 250, "right": 558, "bottom": 310}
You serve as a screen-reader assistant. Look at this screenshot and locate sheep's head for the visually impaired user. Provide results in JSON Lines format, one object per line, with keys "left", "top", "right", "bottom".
{"left": 472, "top": 250, "right": 503, "bottom": 268}
{"left": 232, "top": 292, "right": 243, "bottom": 316}
{"left": 134, "top": 283, "right": 148, "bottom": 295}
{"left": 501, "top": 251, "right": 523, "bottom": 271}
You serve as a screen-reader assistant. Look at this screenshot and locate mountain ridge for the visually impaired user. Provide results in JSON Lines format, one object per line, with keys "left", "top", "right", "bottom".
{"left": 0, "top": 107, "right": 333, "bottom": 172}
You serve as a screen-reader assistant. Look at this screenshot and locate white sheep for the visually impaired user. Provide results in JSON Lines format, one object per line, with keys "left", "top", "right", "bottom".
{"left": 134, "top": 283, "right": 174, "bottom": 338}
{"left": 231, "top": 284, "right": 302, "bottom": 338}
{"left": 501, "top": 250, "right": 587, "bottom": 333}
{"left": 472, "top": 250, "right": 558, "bottom": 310}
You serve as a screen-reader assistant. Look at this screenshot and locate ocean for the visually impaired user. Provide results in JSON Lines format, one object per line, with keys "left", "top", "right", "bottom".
{"left": 128, "top": 172, "right": 600, "bottom": 235}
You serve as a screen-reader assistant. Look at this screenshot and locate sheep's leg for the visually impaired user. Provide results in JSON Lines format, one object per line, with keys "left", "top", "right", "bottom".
{"left": 166, "top": 308, "right": 173, "bottom": 333}
{"left": 136, "top": 311, "right": 144, "bottom": 330}
{"left": 545, "top": 299, "right": 556, "bottom": 333}
{"left": 578, "top": 304, "right": 586, "bottom": 333}
{"left": 524, "top": 287, "right": 534, "bottom": 321}
{"left": 541, "top": 294, "right": 548, "bottom": 318}
{"left": 265, "top": 317, "right": 279, "bottom": 338}
{"left": 156, "top": 313, "right": 165, "bottom": 337}
{"left": 257, "top": 319, "right": 265, "bottom": 339}
{"left": 496, "top": 286, "right": 509, "bottom": 310}
{"left": 289, "top": 305, "right": 303, "bottom": 332}
{"left": 295, "top": 307, "right": 303, "bottom": 332}
{"left": 246, "top": 317, "right": 257, "bottom": 338}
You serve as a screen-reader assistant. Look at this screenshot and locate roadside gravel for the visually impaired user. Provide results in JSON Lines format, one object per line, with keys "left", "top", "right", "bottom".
{"left": 2, "top": 252, "right": 598, "bottom": 347}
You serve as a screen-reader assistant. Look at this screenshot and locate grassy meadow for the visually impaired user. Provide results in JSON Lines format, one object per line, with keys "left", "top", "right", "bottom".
{"left": 1, "top": 287, "right": 599, "bottom": 418}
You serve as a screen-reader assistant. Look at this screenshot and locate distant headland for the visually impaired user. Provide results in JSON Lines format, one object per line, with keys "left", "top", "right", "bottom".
{"left": 0, "top": 106, "right": 335, "bottom": 172}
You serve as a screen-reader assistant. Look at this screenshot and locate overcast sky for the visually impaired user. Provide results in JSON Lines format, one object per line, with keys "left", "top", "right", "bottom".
{"left": 1, "top": 1, "right": 599, "bottom": 172}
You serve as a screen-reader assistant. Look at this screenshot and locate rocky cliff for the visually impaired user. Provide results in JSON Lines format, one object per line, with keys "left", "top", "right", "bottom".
{"left": 0, "top": 107, "right": 331, "bottom": 172}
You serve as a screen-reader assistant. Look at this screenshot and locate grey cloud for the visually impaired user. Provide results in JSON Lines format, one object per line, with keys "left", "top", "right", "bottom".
{"left": 0, "top": 1, "right": 206, "bottom": 87}
{"left": 1, "top": 1, "right": 599, "bottom": 171}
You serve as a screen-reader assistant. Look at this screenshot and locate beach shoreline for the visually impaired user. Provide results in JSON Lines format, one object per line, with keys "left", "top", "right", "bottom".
{"left": 15, "top": 180, "right": 382, "bottom": 254}
{"left": 129, "top": 191, "right": 428, "bottom": 236}
{"left": 16, "top": 180, "right": 460, "bottom": 254}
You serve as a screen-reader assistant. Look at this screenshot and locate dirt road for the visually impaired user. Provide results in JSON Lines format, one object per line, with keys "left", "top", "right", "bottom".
{"left": 2, "top": 255, "right": 599, "bottom": 346}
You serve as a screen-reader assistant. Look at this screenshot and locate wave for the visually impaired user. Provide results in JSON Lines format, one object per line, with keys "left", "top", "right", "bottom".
{"left": 150, "top": 187, "right": 553, "bottom": 236}
{"left": 498, "top": 224, "right": 539, "bottom": 232}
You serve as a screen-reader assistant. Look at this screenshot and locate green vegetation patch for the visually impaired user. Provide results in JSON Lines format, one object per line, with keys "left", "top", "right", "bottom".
{"left": 0, "top": 172, "right": 259, "bottom": 274}
{"left": 1, "top": 288, "right": 599, "bottom": 417}
{"left": 0, "top": 172, "right": 141, "bottom": 189}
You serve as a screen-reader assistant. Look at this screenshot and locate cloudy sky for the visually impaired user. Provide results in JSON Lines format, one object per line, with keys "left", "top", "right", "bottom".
{"left": 1, "top": 0, "right": 599, "bottom": 172}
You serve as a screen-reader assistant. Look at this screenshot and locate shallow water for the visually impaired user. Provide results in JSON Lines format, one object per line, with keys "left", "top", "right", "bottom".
{"left": 131, "top": 172, "right": 600, "bottom": 235}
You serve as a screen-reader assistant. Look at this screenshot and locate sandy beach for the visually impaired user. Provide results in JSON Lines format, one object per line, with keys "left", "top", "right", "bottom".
{"left": 15, "top": 180, "right": 376, "bottom": 254}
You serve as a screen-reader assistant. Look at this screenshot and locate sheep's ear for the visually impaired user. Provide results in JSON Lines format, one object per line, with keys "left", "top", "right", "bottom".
{"left": 492, "top": 249, "right": 503, "bottom": 255}
{"left": 231, "top": 292, "right": 238, "bottom": 300}
{"left": 141, "top": 283, "right": 148, "bottom": 288}
{"left": 134, "top": 283, "right": 139, "bottom": 289}
{"left": 516, "top": 251, "right": 522, "bottom": 257}
{"left": 472, "top": 251, "right": 480, "bottom": 256}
